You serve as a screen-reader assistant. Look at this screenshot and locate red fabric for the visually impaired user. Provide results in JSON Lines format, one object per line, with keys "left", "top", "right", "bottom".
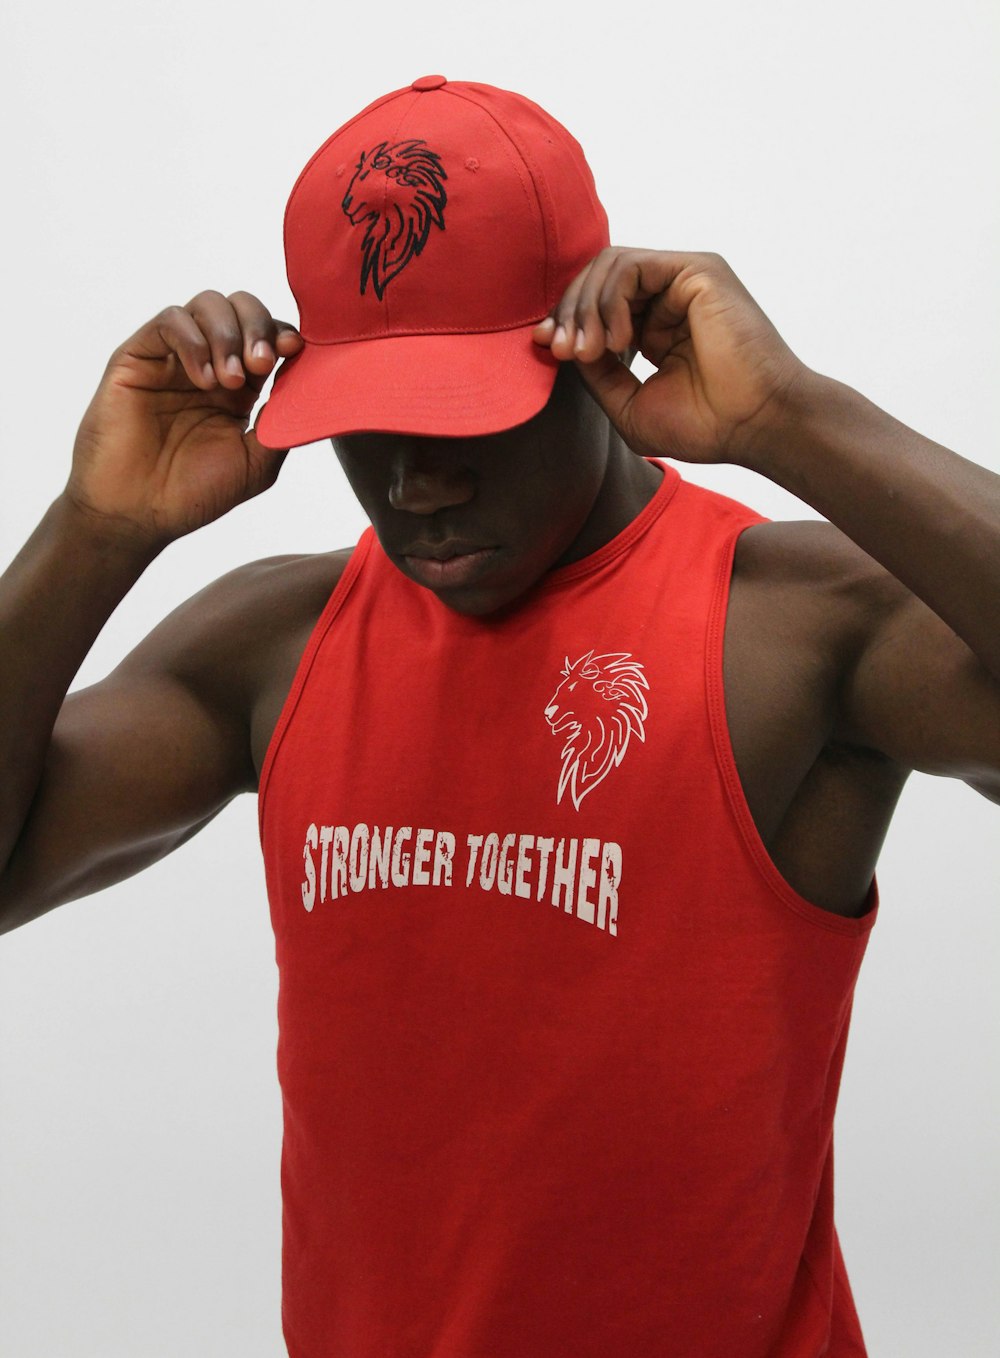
{"left": 255, "top": 77, "right": 610, "bottom": 446}
{"left": 259, "top": 463, "right": 877, "bottom": 1356}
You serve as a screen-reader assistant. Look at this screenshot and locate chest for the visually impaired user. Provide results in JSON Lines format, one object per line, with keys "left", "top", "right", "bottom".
{"left": 252, "top": 528, "right": 892, "bottom": 923}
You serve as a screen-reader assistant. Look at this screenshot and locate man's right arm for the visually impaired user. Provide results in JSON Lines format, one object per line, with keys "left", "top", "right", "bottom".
{"left": 0, "top": 290, "right": 304, "bottom": 933}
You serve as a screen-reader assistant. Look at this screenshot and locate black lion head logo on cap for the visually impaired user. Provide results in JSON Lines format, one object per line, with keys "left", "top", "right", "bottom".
{"left": 341, "top": 139, "right": 448, "bottom": 300}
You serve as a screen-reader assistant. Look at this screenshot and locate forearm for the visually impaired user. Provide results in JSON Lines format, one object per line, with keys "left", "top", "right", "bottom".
{"left": 0, "top": 495, "right": 161, "bottom": 872}
{"left": 747, "top": 371, "right": 1000, "bottom": 679}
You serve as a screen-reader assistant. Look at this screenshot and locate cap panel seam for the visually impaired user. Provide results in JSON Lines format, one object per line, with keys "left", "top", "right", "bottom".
{"left": 455, "top": 86, "right": 608, "bottom": 306}
{"left": 439, "top": 85, "right": 548, "bottom": 306}
{"left": 536, "top": 115, "right": 608, "bottom": 272}
{"left": 374, "top": 93, "right": 422, "bottom": 332}
{"left": 443, "top": 86, "right": 559, "bottom": 309}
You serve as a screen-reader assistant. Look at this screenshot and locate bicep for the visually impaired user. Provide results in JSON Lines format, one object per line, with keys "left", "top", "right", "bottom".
{"left": 841, "top": 590, "right": 1000, "bottom": 798}
{"left": 0, "top": 666, "right": 253, "bottom": 930}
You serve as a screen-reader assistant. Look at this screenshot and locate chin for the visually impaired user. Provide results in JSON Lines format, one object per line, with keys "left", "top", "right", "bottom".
{"left": 432, "top": 584, "right": 526, "bottom": 618}
{"left": 392, "top": 546, "right": 551, "bottom": 617}
{"left": 429, "top": 567, "right": 547, "bottom": 618}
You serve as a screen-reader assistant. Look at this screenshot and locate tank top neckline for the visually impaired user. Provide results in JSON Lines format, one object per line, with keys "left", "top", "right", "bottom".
{"left": 405, "top": 458, "right": 680, "bottom": 628}
{"left": 532, "top": 457, "right": 677, "bottom": 594}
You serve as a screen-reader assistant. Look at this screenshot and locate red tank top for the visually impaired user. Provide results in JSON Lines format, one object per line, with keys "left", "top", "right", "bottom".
{"left": 259, "top": 462, "right": 877, "bottom": 1357}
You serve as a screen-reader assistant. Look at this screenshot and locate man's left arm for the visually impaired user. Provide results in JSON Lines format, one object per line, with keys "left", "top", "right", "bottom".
{"left": 533, "top": 247, "right": 1000, "bottom": 797}
{"left": 743, "top": 373, "right": 1000, "bottom": 801}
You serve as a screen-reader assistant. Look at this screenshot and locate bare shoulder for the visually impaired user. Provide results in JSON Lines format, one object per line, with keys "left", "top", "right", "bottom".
{"left": 0, "top": 549, "right": 357, "bottom": 926}
{"left": 114, "top": 547, "right": 355, "bottom": 713}
{"left": 731, "top": 517, "right": 908, "bottom": 656}
{"left": 734, "top": 517, "right": 897, "bottom": 592}
{"left": 724, "top": 517, "right": 917, "bottom": 772}
{"left": 719, "top": 517, "right": 913, "bottom": 900}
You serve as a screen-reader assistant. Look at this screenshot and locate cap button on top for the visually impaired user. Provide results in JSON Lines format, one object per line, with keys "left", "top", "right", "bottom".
{"left": 411, "top": 74, "right": 447, "bottom": 91}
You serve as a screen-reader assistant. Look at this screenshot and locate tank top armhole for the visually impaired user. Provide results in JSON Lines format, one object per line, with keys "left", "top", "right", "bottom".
{"left": 705, "top": 521, "right": 879, "bottom": 939}
{"left": 257, "top": 529, "right": 375, "bottom": 838}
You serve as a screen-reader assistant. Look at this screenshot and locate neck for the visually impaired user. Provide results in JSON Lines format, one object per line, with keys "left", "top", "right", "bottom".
{"left": 554, "top": 432, "right": 664, "bottom": 569}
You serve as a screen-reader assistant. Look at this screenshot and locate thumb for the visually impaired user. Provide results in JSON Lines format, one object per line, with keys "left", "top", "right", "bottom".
{"left": 245, "top": 425, "right": 291, "bottom": 493}
{"left": 573, "top": 350, "right": 642, "bottom": 438}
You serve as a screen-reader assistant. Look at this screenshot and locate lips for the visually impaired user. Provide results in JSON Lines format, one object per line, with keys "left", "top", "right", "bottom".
{"left": 402, "top": 538, "right": 489, "bottom": 561}
{"left": 399, "top": 539, "right": 501, "bottom": 590}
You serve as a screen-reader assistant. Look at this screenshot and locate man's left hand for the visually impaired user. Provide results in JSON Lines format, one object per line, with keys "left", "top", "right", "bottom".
{"left": 533, "top": 248, "right": 811, "bottom": 467}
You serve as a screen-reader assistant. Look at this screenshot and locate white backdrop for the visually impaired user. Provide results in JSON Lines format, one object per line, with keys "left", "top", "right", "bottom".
{"left": 1, "top": 1, "right": 997, "bottom": 1354}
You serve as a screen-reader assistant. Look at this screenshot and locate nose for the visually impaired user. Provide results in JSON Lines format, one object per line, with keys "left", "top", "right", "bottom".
{"left": 388, "top": 450, "right": 476, "bottom": 515}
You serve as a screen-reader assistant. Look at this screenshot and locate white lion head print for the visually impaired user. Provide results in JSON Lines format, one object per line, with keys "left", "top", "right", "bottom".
{"left": 544, "top": 650, "right": 649, "bottom": 810}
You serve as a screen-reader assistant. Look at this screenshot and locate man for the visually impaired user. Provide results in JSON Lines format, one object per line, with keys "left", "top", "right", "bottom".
{"left": 1, "top": 74, "right": 997, "bottom": 1355}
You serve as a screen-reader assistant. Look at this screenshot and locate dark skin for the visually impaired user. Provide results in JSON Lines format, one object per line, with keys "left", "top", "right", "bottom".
{"left": 330, "top": 357, "right": 663, "bottom": 618}
{"left": 0, "top": 250, "right": 998, "bottom": 935}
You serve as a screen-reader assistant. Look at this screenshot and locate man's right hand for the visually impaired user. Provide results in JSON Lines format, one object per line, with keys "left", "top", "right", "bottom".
{"left": 67, "top": 291, "right": 304, "bottom": 549}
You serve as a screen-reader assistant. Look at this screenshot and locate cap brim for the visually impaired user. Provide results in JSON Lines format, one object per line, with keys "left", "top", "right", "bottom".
{"left": 254, "top": 323, "right": 562, "bottom": 448}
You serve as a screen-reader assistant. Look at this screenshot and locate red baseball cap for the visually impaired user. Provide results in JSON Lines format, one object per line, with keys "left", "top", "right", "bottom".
{"left": 255, "top": 76, "right": 610, "bottom": 448}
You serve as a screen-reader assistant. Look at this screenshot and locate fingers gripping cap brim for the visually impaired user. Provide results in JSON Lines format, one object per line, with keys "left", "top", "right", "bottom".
{"left": 254, "top": 325, "right": 562, "bottom": 447}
